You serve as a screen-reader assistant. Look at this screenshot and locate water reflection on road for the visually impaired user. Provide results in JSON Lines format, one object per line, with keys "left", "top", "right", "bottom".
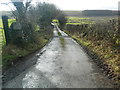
{"left": 3, "top": 26, "right": 113, "bottom": 88}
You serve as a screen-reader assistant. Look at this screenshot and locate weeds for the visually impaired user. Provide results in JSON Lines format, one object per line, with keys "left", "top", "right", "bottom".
{"left": 60, "top": 37, "right": 65, "bottom": 47}
{"left": 58, "top": 31, "right": 62, "bottom": 36}
{"left": 57, "top": 30, "right": 65, "bottom": 47}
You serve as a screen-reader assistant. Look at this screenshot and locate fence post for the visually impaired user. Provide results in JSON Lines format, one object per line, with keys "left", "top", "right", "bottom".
{"left": 2, "top": 15, "right": 10, "bottom": 45}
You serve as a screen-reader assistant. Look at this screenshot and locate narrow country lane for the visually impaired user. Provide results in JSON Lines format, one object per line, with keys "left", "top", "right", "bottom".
{"left": 3, "top": 25, "right": 113, "bottom": 88}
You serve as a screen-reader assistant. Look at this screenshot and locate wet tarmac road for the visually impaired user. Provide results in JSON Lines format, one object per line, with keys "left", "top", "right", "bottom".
{"left": 3, "top": 25, "right": 113, "bottom": 88}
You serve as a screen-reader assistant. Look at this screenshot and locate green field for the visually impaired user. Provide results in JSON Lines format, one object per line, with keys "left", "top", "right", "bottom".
{"left": 66, "top": 16, "right": 95, "bottom": 25}
{"left": 66, "top": 16, "right": 117, "bottom": 25}
{"left": 0, "top": 19, "right": 16, "bottom": 46}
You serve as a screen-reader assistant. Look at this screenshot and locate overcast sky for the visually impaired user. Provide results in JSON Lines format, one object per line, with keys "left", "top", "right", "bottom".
{"left": 0, "top": 0, "right": 119, "bottom": 11}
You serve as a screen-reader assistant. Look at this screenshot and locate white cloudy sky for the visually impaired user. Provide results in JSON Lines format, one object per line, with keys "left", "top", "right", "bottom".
{"left": 0, "top": 0, "right": 119, "bottom": 11}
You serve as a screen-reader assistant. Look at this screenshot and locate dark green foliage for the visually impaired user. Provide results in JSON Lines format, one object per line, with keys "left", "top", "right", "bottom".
{"left": 28, "top": 2, "right": 66, "bottom": 30}
{"left": 9, "top": 22, "right": 34, "bottom": 47}
{"left": 57, "top": 11, "right": 67, "bottom": 30}
{"left": 9, "top": 1, "right": 65, "bottom": 47}
{"left": 35, "top": 2, "right": 59, "bottom": 29}
{"left": 58, "top": 31, "right": 61, "bottom": 36}
{"left": 10, "top": 1, "right": 35, "bottom": 47}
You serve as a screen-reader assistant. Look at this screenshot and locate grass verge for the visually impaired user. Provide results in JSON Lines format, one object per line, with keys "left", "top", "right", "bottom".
{"left": 58, "top": 31, "right": 62, "bottom": 36}
{"left": 65, "top": 30, "right": 120, "bottom": 87}
{"left": 60, "top": 37, "right": 65, "bottom": 47}
{"left": 2, "top": 30, "right": 53, "bottom": 70}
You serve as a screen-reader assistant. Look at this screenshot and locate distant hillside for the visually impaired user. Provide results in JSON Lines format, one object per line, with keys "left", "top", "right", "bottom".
{"left": 63, "top": 10, "right": 118, "bottom": 17}
{"left": 63, "top": 11, "right": 83, "bottom": 17}
{"left": 82, "top": 10, "right": 118, "bottom": 16}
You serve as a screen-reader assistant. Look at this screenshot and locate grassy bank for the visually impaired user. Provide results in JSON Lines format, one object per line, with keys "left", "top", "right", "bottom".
{"left": 2, "top": 29, "right": 53, "bottom": 70}
{"left": 65, "top": 16, "right": 120, "bottom": 86}
{"left": 65, "top": 30, "right": 120, "bottom": 86}
{"left": 0, "top": 18, "right": 54, "bottom": 70}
